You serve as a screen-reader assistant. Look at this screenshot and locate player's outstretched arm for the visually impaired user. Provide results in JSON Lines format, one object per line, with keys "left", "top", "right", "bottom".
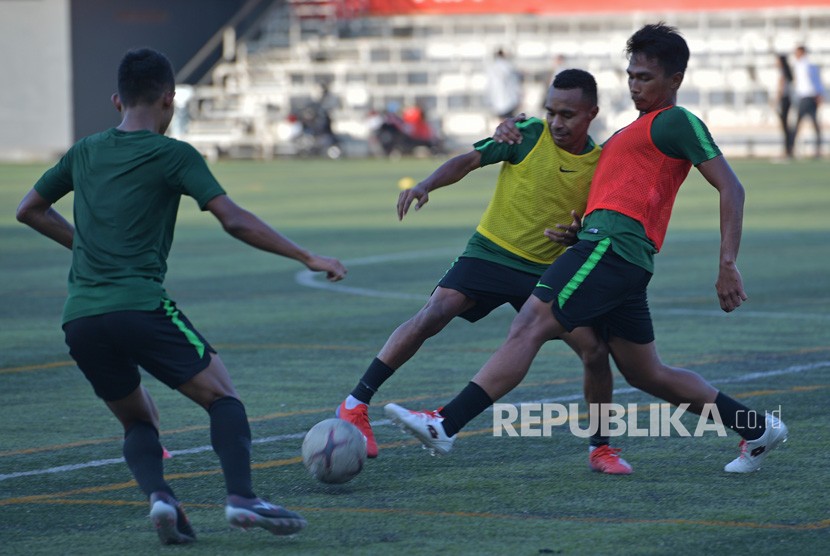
{"left": 696, "top": 155, "right": 747, "bottom": 312}
{"left": 16, "top": 189, "right": 74, "bottom": 249}
{"left": 206, "top": 194, "right": 347, "bottom": 282}
{"left": 397, "top": 150, "right": 481, "bottom": 220}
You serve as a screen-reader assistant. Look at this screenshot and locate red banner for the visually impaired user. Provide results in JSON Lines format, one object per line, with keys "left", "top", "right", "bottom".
{"left": 366, "top": 0, "right": 830, "bottom": 15}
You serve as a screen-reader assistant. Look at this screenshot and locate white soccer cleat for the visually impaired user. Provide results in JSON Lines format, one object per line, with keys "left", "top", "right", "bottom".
{"left": 384, "top": 403, "right": 455, "bottom": 456}
{"left": 724, "top": 414, "right": 788, "bottom": 473}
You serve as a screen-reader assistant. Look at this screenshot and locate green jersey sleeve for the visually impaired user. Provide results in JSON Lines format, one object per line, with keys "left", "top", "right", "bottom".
{"left": 473, "top": 118, "right": 545, "bottom": 167}
{"left": 167, "top": 140, "right": 226, "bottom": 209}
{"left": 651, "top": 106, "right": 722, "bottom": 165}
{"left": 33, "top": 146, "right": 76, "bottom": 202}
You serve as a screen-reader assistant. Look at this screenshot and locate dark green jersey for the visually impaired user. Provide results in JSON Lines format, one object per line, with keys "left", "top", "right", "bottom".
{"left": 34, "top": 129, "right": 226, "bottom": 323}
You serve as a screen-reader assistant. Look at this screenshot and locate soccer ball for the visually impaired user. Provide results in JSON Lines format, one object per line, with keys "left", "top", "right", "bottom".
{"left": 301, "top": 418, "right": 367, "bottom": 484}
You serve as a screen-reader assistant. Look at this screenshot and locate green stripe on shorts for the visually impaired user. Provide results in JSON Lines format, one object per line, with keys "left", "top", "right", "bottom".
{"left": 162, "top": 299, "right": 206, "bottom": 358}
{"left": 557, "top": 238, "right": 611, "bottom": 308}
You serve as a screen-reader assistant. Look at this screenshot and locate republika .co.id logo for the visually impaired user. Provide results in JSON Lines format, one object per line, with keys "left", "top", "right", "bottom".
{"left": 492, "top": 402, "right": 783, "bottom": 438}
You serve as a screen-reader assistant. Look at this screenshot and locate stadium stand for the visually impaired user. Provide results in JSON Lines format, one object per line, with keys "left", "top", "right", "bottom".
{"left": 175, "top": 0, "right": 830, "bottom": 159}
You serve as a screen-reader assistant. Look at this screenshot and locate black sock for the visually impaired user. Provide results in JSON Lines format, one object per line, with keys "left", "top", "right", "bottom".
{"left": 590, "top": 433, "right": 609, "bottom": 448}
{"left": 350, "top": 357, "right": 396, "bottom": 404}
{"left": 123, "top": 420, "right": 173, "bottom": 498}
{"left": 438, "top": 382, "right": 494, "bottom": 437}
{"left": 209, "top": 396, "right": 256, "bottom": 499}
{"left": 714, "top": 392, "right": 765, "bottom": 441}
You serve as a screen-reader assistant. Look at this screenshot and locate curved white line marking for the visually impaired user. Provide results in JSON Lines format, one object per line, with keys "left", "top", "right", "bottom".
{"left": 295, "top": 248, "right": 456, "bottom": 300}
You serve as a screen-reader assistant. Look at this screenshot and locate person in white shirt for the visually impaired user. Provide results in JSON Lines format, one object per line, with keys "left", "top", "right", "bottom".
{"left": 485, "top": 49, "right": 524, "bottom": 123}
{"left": 791, "top": 45, "right": 825, "bottom": 158}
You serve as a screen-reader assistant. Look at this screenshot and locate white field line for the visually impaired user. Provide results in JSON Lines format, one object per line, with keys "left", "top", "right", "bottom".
{"left": 296, "top": 251, "right": 830, "bottom": 321}
{"left": 1, "top": 360, "right": 827, "bottom": 483}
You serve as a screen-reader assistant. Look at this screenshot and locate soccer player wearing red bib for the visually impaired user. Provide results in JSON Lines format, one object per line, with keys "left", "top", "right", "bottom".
{"left": 338, "top": 70, "right": 632, "bottom": 474}
{"left": 386, "top": 23, "right": 787, "bottom": 474}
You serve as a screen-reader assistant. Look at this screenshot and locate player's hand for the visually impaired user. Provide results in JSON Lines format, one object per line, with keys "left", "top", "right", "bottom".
{"left": 544, "top": 210, "right": 582, "bottom": 246}
{"left": 715, "top": 262, "right": 747, "bottom": 312}
{"left": 397, "top": 183, "right": 429, "bottom": 220}
{"left": 492, "top": 113, "right": 527, "bottom": 145}
{"left": 307, "top": 255, "right": 347, "bottom": 282}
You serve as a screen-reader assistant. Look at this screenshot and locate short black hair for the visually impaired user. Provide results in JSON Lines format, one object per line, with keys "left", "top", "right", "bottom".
{"left": 626, "top": 23, "right": 689, "bottom": 77}
{"left": 552, "top": 68, "right": 598, "bottom": 106}
{"left": 117, "top": 48, "right": 175, "bottom": 107}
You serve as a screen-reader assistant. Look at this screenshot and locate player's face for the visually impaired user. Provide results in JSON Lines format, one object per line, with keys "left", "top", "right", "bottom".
{"left": 544, "top": 87, "right": 598, "bottom": 155}
{"left": 626, "top": 53, "right": 682, "bottom": 114}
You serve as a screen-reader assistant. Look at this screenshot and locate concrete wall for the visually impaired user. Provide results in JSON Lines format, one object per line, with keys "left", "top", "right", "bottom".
{"left": 0, "top": 0, "right": 251, "bottom": 161}
{"left": 69, "top": 0, "right": 249, "bottom": 141}
{"left": 0, "top": 0, "right": 73, "bottom": 161}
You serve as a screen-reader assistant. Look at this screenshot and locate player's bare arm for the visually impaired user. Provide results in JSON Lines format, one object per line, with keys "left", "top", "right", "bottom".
{"left": 16, "top": 188, "right": 74, "bottom": 249}
{"left": 397, "top": 150, "right": 481, "bottom": 220}
{"left": 696, "top": 155, "right": 748, "bottom": 312}
{"left": 207, "top": 194, "right": 347, "bottom": 282}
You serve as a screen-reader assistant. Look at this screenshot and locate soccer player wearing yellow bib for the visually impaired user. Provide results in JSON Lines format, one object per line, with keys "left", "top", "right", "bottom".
{"left": 386, "top": 24, "right": 788, "bottom": 474}
{"left": 338, "top": 70, "right": 632, "bottom": 474}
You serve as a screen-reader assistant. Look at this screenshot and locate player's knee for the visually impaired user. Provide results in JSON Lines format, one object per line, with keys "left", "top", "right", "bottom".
{"left": 581, "top": 341, "right": 610, "bottom": 372}
{"left": 618, "top": 364, "right": 665, "bottom": 392}
{"left": 506, "top": 311, "right": 548, "bottom": 344}
{"left": 412, "top": 304, "right": 456, "bottom": 335}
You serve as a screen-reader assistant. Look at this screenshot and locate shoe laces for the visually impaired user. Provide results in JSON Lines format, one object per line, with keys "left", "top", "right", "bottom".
{"left": 411, "top": 408, "right": 442, "bottom": 420}
{"left": 736, "top": 438, "right": 749, "bottom": 458}
{"left": 349, "top": 404, "right": 371, "bottom": 429}
{"left": 592, "top": 445, "right": 621, "bottom": 460}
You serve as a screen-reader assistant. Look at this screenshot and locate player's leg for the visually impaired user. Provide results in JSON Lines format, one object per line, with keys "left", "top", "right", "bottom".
{"left": 106, "top": 387, "right": 198, "bottom": 544}
{"left": 609, "top": 338, "right": 719, "bottom": 410}
{"left": 136, "top": 301, "right": 305, "bottom": 535}
{"left": 608, "top": 337, "right": 787, "bottom": 472}
{"left": 340, "top": 256, "right": 535, "bottom": 457}
{"left": 385, "top": 240, "right": 613, "bottom": 454}
{"left": 560, "top": 328, "right": 632, "bottom": 474}
{"left": 467, "top": 294, "right": 565, "bottom": 403}
{"left": 385, "top": 294, "right": 565, "bottom": 454}
{"left": 345, "top": 257, "right": 528, "bottom": 410}
{"left": 338, "top": 286, "right": 474, "bottom": 457}
{"left": 352, "top": 285, "right": 474, "bottom": 404}
{"left": 63, "top": 314, "right": 195, "bottom": 545}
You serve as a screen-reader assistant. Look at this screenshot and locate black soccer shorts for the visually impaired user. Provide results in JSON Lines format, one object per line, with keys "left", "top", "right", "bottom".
{"left": 63, "top": 299, "right": 215, "bottom": 401}
{"left": 436, "top": 256, "right": 540, "bottom": 322}
{"left": 533, "top": 239, "right": 656, "bottom": 344}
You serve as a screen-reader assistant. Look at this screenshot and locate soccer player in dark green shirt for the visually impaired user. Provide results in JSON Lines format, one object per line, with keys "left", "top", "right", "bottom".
{"left": 16, "top": 48, "right": 346, "bottom": 545}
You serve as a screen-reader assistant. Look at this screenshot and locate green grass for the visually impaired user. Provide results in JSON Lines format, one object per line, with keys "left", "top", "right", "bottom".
{"left": 1, "top": 157, "right": 828, "bottom": 555}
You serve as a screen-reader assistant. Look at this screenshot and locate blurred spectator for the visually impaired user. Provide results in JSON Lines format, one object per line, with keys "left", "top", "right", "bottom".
{"left": 485, "top": 48, "right": 523, "bottom": 123}
{"left": 774, "top": 54, "right": 794, "bottom": 159}
{"left": 791, "top": 45, "right": 825, "bottom": 158}
{"left": 402, "top": 105, "right": 434, "bottom": 143}
{"left": 293, "top": 82, "right": 341, "bottom": 158}
{"left": 548, "top": 54, "right": 567, "bottom": 85}
{"left": 168, "top": 84, "right": 193, "bottom": 139}
{"left": 372, "top": 102, "right": 444, "bottom": 158}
